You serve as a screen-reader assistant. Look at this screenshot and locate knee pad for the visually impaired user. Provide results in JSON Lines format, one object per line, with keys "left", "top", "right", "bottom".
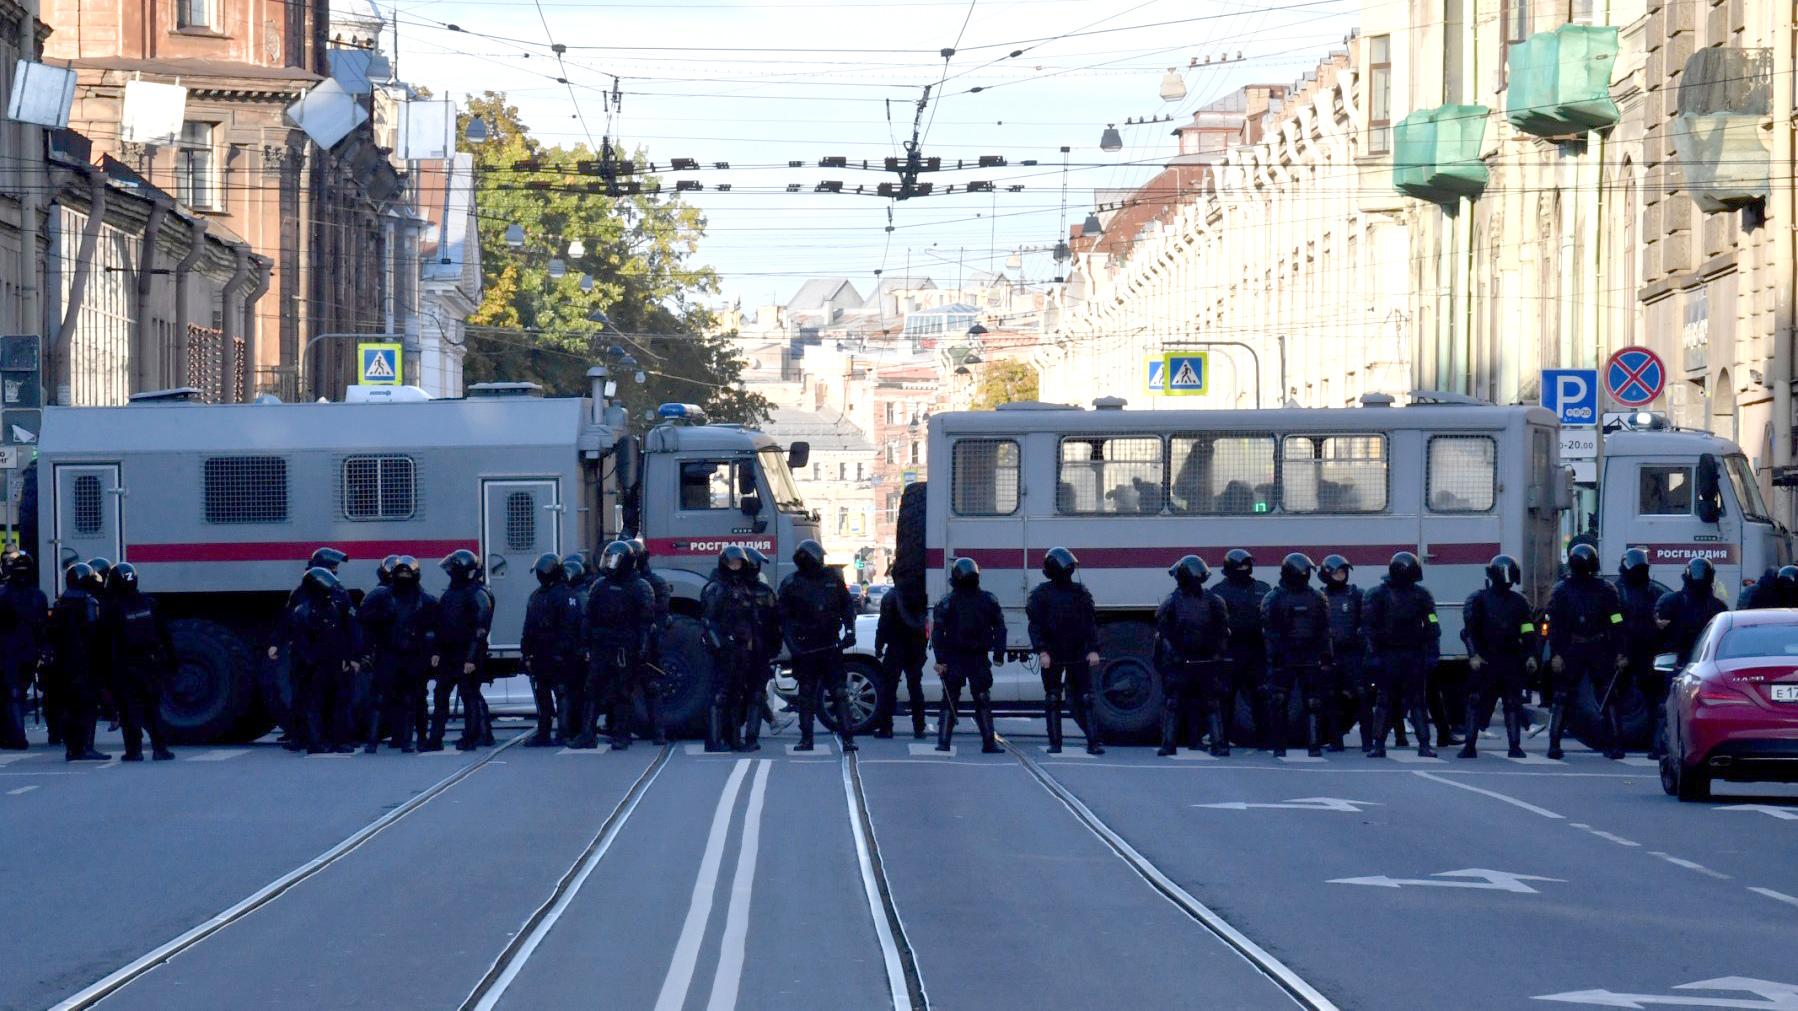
{"left": 1044, "top": 691, "right": 1062, "bottom": 706}
{"left": 973, "top": 691, "right": 992, "bottom": 705}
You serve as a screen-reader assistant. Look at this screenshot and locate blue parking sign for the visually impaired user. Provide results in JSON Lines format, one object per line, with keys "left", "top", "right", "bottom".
{"left": 1540, "top": 368, "right": 1597, "bottom": 426}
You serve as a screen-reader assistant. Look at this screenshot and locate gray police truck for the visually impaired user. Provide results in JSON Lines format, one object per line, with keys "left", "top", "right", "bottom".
{"left": 29, "top": 370, "right": 817, "bottom": 743}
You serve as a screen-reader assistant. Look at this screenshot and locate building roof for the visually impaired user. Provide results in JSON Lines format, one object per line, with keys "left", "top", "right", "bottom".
{"left": 753, "top": 406, "right": 875, "bottom": 453}
{"left": 787, "top": 278, "right": 863, "bottom": 311}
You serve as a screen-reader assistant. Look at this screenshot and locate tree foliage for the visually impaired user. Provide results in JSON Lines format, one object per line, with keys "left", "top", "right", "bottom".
{"left": 459, "top": 93, "right": 769, "bottom": 423}
{"left": 970, "top": 360, "right": 1040, "bottom": 411}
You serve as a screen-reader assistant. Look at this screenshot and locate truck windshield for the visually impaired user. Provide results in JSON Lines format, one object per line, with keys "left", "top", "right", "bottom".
{"left": 1726, "top": 454, "right": 1772, "bottom": 522}
{"left": 757, "top": 447, "right": 808, "bottom": 512}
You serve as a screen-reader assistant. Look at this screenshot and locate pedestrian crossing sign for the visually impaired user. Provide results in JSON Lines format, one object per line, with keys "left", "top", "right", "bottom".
{"left": 358, "top": 343, "right": 402, "bottom": 386}
{"left": 1146, "top": 357, "right": 1166, "bottom": 392}
{"left": 1161, "top": 353, "right": 1207, "bottom": 396}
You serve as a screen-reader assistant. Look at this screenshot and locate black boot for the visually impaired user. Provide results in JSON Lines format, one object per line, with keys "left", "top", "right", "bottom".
{"left": 795, "top": 692, "right": 816, "bottom": 752}
{"left": 1430, "top": 690, "right": 1460, "bottom": 747}
{"left": 1604, "top": 704, "right": 1624, "bottom": 760}
{"left": 974, "top": 693, "right": 1002, "bottom": 754}
{"left": 1357, "top": 692, "right": 1374, "bottom": 753}
{"left": 1157, "top": 701, "right": 1179, "bottom": 757}
{"left": 1267, "top": 691, "right": 1288, "bottom": 757}
{"left": 1367, "top": 705, "right": 1388, "bottom": 758}
{"left": 1044, "top": 692, "right": 1063, "bottom": 754}
{"left": 1412, "top": 704, "right": 1436, "bottom": 758}
{"left": 1504, "top": 704, "right": 1526, "bottom": 758}
{"left": 1081, "top": 693, "right": 1104, "bottom": 755}
{"left": 1458, "top": 696, "right": 1480, "bottom": 758}
{"left": 1207, "top": 708, "right": 1230, "bottom": 757}
{"left": 706, "top": 693, "right": 731, "bottom": 752}
{"left": 1546, "top": 701, "right": 1568, "bottom": 760}
{"left": 1323, "top": 698, "right": 1344, "bottom": 752}
{"left": 1305, "top": 707, "right": 1322, "bottom": 758}
{"left": 910, "top": 699, "right": 927, "bottom": 740}
{"left": 832, "top": 683, "right": 857, "bottom": 753}
{"left": 936, "top": 695, "right": 957, "bottom": 752}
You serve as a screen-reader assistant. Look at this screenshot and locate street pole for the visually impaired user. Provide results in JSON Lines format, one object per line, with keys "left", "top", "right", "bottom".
{"left": 1163, "top": 340, "right": 1264, "bottom": 410}
{"left": 301, "top": 331, "right": 403, "bottom": 400}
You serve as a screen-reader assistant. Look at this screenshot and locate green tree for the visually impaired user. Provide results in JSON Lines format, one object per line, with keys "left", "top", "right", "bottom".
{"left": 459, "top": 93, "right": 769, "bottom": 423}
{"left": 970, "top": 360, "right": 1039, "bottom": 411}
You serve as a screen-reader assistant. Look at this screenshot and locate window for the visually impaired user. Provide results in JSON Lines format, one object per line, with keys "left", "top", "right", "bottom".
{"left": 884, "top": 442, "right": 898, "bottom": 465}
{"left": 1726, "top": 455, "right": 1772, "bottom": 522}
{"left": 838, "top": 462, "right": 847, "bottom": 481}
{"left": 504, "top": 492, "right": 536, "bottom": 551}
{"left": 72, "top": 475, "right": 103, "bottom": 535}
{"left": 811, "top": 464, "right": 821, "bottom": 480}
{"left": 1169, "top": 434, "right": 1276, "bottom": 515}
{"left": 204, "top": 456, "right": 288, "bottom": 523}
{"left": 176, "top": 0, "right": 215, "bottom": 30}
{"left": 1500, "top": 0, "right": 1532, "bottom": 43}
{"left": 1367, "top": 35, "right": 1392, "bottom": 154}
{"left": 1427, "top": 436, "right": 1496, "bottom": 512}
{"left": 176, "top": 122, "right": 221, "bottom": 211}
{"left": 1281, "top": 435, "right": 1388, "bottom": 513}
{"left": 908, "top": 441, "right": 921, "bottom": 465}
{"left": 951, "top": 439, "right": 1019, "bottom": 515}
{"left": 837, "top": 506, "right": 850, "bottom": 533}
{"left": 678, "top": 460, "right": 746, "bottom": 511}
{"left": 1717, "top": 624, "right": 1798, "bottom": 660}
{"left": 1057, "top": 436, "right": 1165, "bottom": 515}
{"left": 342, "top": 455, "right": 416, "bottom": 521}
{"left": 1638, "top": 465, "right": 1694, "bottom": 515}
{"left": 856, "top": 462, "right": 865, "bottom": 481}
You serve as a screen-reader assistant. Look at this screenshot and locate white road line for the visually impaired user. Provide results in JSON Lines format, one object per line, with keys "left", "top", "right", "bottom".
{"left": 1648, "top": 851, "right": 1732, "bottom": 880}
{"left": 188, "top": 749, "right": 249, "bottom": 763}
{"left": 1618, "top": 757, "right": 1659, "bottom": 767}
{"left": 1387, "top": 753, "right": 1445, "bottom": 764}
{"left": 842, "top": 755, "right": 925, "bottom": 1011}
{"left": 1570, "top": 825, "right": 1640, "bottom": 848}
{"left": 1169, "top": 750, "right": 1219, "bottom": 761}
{"left": 1277, "top": 755, "right": 1327, "bottom": 764}
{"left": 1507, "top": 755, "right": 1564, "bottom": 766}
{"left": 1748, "top": 887, "right": 1798, "bottom": 909}
{"left": 654, "top": 760, "right": 752, "bottom": 1011}
{"left": 1412, "top": 771, "right": 1566, "bottom": 820}
{"left": 0, "top": 752, "right": 46, "bottom": 766}
{"left": 706, "top": 760, "right": 773, "bottom": 1011}
{"left": 6, "top": 785, "right": 39, "bottom": 795}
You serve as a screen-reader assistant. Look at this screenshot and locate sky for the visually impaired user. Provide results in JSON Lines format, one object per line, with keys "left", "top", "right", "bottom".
{"left": 385, "top": 0, "right": 1363, "bottom": 310}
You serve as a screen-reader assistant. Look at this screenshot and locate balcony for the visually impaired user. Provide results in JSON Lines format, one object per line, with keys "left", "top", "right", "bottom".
{"left": 1504, "top": 25, "right": 1621, "bottom": 136}
{"left": 1670, "top": 47, "right": 1772, "bottom": 212}
{"left": 1392, "top": 105, "right": 1491, "bottom": 202}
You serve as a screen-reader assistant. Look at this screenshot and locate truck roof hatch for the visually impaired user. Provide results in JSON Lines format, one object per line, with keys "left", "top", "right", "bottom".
{"left": 467, "top": 381, "right": 544, "bottom": 398}
{"left": 127, "top": 387, "right": 207, "bottom": 405}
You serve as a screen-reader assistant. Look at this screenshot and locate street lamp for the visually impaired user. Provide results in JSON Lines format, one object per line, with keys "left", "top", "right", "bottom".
{"left": 1099, "top": 124, "right": 1123, "bottom": 152}
{"left": 503, "top": 223, "right": 525, "bottom": 248}
{"left": 548, "top": 258, "right": 567, "bottom": 279}
{"left": 579, "top": 273, "right": 594, "bottom": 292}
{"left": 1053, "top": 240, "right": 1070, "bottom": 262}
{"left": 567, "top": 239, "right": 585, "bottom": 257}
{"left": 465, "top": 116, "right": 490, "bottom": 144}
{"left": 1081, "top": 212, "right": 1104, "bottom": 236}
{"left": 1159, "top": 68, "right": 1188, "bottom": 102}
{"left": 1005, "top": 250, "right": 1022, "bottom": 270}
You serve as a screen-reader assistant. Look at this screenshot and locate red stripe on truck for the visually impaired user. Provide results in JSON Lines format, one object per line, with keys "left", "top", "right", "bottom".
{"left": 126, "top": 539, "right": 478, "bottom": 563}
{"left": 925, "top": 543, "right": 1502, "bottom": 569}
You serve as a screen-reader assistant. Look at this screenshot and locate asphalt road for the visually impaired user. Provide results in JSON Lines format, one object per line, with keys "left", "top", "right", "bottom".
{"left": 5, "top": 718, "right": 1796, "bottom": 1011}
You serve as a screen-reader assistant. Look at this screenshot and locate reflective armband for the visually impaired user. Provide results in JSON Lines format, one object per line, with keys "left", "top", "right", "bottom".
{"left": 1609, "top": 613, "right": 1623, "bottom": 624}
{"left": 1520, "top": 622, "right": 1536, "bottom": 633}
{"left": 1426, "top": 614, "right": 1438, "bottom": 624}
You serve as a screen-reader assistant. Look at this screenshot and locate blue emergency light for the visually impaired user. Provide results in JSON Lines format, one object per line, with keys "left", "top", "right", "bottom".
{"left": 657, "top": 403, "right": 709, "bottom": 426}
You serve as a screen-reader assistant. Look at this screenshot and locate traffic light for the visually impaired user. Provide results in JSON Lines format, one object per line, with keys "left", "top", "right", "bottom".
{"left": 0, "top": 334, "right": 42, "bottom": 445}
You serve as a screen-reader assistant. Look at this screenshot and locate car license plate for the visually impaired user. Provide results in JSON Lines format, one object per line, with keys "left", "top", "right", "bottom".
{"left": 1774, "top": 685, "right": 1798, "bottom": 703}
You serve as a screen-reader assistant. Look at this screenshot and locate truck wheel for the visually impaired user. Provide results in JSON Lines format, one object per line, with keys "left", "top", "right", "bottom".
{"left": 814, "top": 658, "right": 887, "bottom": 736}
{"left": 1092, "top": 621, "right": 1162, "bottom": 742}
{"left": 163, "top": 619, "right": 262, "bottom": 744}
{"left": 890, "top": 481, "right": 928, "bottom": 596}
{"left": 654, "top": 617, "right": 719, "bottom": 737}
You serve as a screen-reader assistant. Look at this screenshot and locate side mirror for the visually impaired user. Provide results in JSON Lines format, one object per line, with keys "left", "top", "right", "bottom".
{"left": 787, "top": 441, "right": 811, "bottom": 470}
{"left": 1553, "top": 466, "right": 1575, "bottom": 510}
{"left": 1696, "top": 454, "right": 1723, "bottom": 524}
{"left": 613, "top": 435, "right": 641, "bottom": 492}
{"left": 739, "top": 494, "right": 762, "bottom": 517}
{"left": 1653, "top": 652, "right": 1679, "bottom": 676}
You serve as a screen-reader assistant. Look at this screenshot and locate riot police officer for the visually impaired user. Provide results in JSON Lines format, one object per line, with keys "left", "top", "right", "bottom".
{"left": 1213, "top": 548, "right": 1272, "bottom": 750}
{"left": 874, "top": 581, "right": 930, "bottom": 740}
{"left": 778, "top": 539, "right": 858, "bottom": 753}
{"left": 1026, "top": 547, "right": 1103, "bottom": 755}
{"left": 1318, "top": 555, "right": 1365, "bottom": 752}
{"left": 286, "top": 567, "right": 359, "bottom": 755}
{"left": 629, "top": 538, "right": 674, "bottom": 746}
{"left": 1460, "top": 555, "right": 1537, "bottom": 759}
{"left": 1261, "top": 553, "right": 1334, "bottom": 757}
{"left": 1653, "top": 558, "right": 1729, "bottom": 758}
{"left": 1613, "top": 548, "right": 1663, "bottom": 760}
{"left": 521, "top": 553, "right": 582, "bottom": 747}
{"left": 1545, "top": 543, "right": 1625, "bottom": 761}
{"left": 102, "top": 564, "right": 175, "bottom": 761}
{"left": 1363, "top": 551, "right": 1441, "bottom": 758}
{"left": 1154, "top": 555, "right": 1229, "bottom": 757}
{"left": 270, "top": 547, "right": 351, "bottom": 746}
{"left": 427, "top": 550, "right": 492, "bottom": 751}
{"left": 558, "top": 556, "right": 590, "bottom": 742}
{"left": 0, "top": 551, "right": 47, "bottom": 750}
{"left": 358, "top": 556, "right": 437, "bottom": 753}
{"left": 1737, "top": 566, "right": 1796, "bottom": 610}
{"left": 49, "top": 563, "right": 107, "bottom": 761}
{"left": 377, "top": 554, "right": 399, "bottom": 588}
{"left": 742, "top": 548, "right": 787, "bottom": 743}
{"left": 581, "top": 541, "right": 655, "bottom": 750}
{"left": 931, "top": 557, "right": 1007, "bottom": 754}
{"left": 702, "top": 547, "right": 772, "bottom": 752}
{"left": 562, "top": 552, "right": 595, "bottom": 594}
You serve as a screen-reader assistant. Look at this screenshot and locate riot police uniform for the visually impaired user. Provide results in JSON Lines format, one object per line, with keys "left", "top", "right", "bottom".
{"left": 1736, "top": 566, "right": 1795, "bottom": 610}
{"left": 286, "top": 567, "right": 359, "bottom": 755}
{"left": 432, "top": 550, "right": 494, "bottom": 751}
{"left": 930, "top": 558, "right": 1007, "bottom": 754}
{"left": 703, "top": 547, "right": 780, "bottom": 752}
{"left": 101, "top": 564, "right": 175, "bottom": 761}
{"left": 1613, "top": 548, "right": 1663, "bottom": 760}
{"left": 558, "top": 557, "right": 591, "bottom": 742}
{"left": 1459, "top": 555, "right": 1537, "bottom": 759}
{"left": 0, "top": 552, "right": 48, "bottom": 750}
{"left": 777, "top": 539, "right": 858, "bottom": 753}
{"left": 1653, "top": 558, "right": 1729, "bottom": 758}
{"left": 49, "top": 563, "right": 107, "bottom": 761}
{"left": 874, "top": 584, "right": 930, "bottom": 739}
{"left": 1213, "top": 549, "right": 1272, "bottom": 749}
{"left": 521, "top": 553, "right": 583, "bottom": 747}
{"left": 1026, "top": 547, "right": 1103, "bottom": 755}
{"left": 582, "top": 541, "right": 655, "bottom": 750}
{"left": 1363, "top": 552, "right": 1441, "bottom": 758}
{"left": 1544, "top": 543, "right": 1625, "bottom": 760}
{"left": 629, "top": 539, "right": 674, "bottom": 746}
{"left": 271, "top": 547, "right": 351, "bottom": 746}
{"left": 1318, "top": 555, "right": 1366, "bottom": 752}
{"left": 359, "top": 557, "right": 438, "bottom": 752}
{"left": 1154, "top": 555, "right": 1229, "bottom": 757}
{"left": 1261, "top": 553, "right": 1335, "bottom": 757}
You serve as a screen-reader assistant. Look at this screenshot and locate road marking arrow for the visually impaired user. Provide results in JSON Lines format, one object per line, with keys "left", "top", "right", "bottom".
{"left": 1715, "top": 805, "right": 1798, "bottom": 821}
{"left": 1534, "top": 976, "right": 1798, "bottom": 1008}
{"left": 1328, "top": 868, "right": 1564, "bottom": 893}
{"left": 1194, "top": 797, "right": 1378, "bottom": 812}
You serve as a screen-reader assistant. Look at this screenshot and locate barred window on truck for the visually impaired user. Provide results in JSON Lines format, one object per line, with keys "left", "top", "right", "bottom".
{"left": 1427, "top": 436, "right": 1497, "bottom": 512}
{"left": 1281, "top": 434, "right": 1388, "bottom": 513}
{"left": 72, "top": 475, "right": 103, "bottom": 534}
{"left": 1057, "top": 436, "right": 1164, "bottom": 515}
{"left": 342, "top": 455, "right": 416, "bottom": 521}
{"left": 203, "top": 456, "right": 288, "bottom": 524}
{"left": 951, "top": 439, "right": 1019, "bottom": 515}
{"left": 1169, "top": 434, "right": 1276, "bottom": 515}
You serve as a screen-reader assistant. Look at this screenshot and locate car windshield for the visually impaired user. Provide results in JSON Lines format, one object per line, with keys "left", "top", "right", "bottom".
{"left": 757, "top": 447, "right": 807, "bottom": 512}
{"left": 1716, "top": 623, "right": 1798, "bottom": 660}
{"left": 1726, "top": 454, "right": 1773, "bottom": 522}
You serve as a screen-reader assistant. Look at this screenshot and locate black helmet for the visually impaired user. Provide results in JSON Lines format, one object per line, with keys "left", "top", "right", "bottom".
{"left": 107, "top": 562, "right": 139, "bottom": 594}
{"left": 719, "top": 545, "right": 749, "bottom": 577}
{"left": 1169, "top": 555, "right": 1210, "bottom": 591}
{"left": 1388, "top": 551, "right": 1422, "bottom": 586}
{"left": 1042, "top": 546, "right": 1078, "bottom": 581}
{"left": 7, "top": 550, "right": 35, "bottom": 584}
{"left": 391, "top": 555, "right": 420, "bottom": 585}
{"left": 950, "top": 556, "right": 981, "bottom": 589}
{"left": 1279, "top": 553, "right": 1314, "bottom": 587}
{"left": 627, "top": 537, "right": 649, "bottom": 573}
{"left": 1566, "top": 542, "right": 1600, "bottom": 578}
{"left": 561, "top": 558, "right": 586, "bottom": 585}
{"left": 1619, "top": 548, "right": 1651, "bottom": 584}
{"left": 1683, "top": 557, "right": 1716, "bottom": 591}
{"left": 378, "top": 554, "right": 400, "bottom": 586}
{"left": 534, "top": 552, "right": 564, "bottom": 587}
{"left": 1487, "top": 554, "right": 1521, "bottom": 589}
{"left": 83, "top": 558, "right": 109, "bottom": 594}
{"left": 745, "top": 547, "right": 769, "bottom": 576}
{"left": 1319, "top": 554, "right": 1351, "bottom": 586}
{"left": 793, "top": 539, "right": 826, "bottom": 574}
{"left": 599, "top": 540, "right": 634, "bottom": 577}
{"left": 64, "top": 561, "right": 93, "bottom": 592}
{"left": 440, "top": 549, "right": 481, "bottom": 583}
{"left": 1223, "top": 548, "right": 1253, "bottom": 578}
{"left": 1777, "top": 565, "right": 1798, "bottom": 593}
{"left": 303, "top": 566, "right": 341, "bottom": 595}
{"left": 308, "top": 547, "right": 348, "bottom": 572}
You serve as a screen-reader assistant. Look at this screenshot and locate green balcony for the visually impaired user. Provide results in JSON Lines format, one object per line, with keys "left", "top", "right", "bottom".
{"left": 1504, "top": 25, "right": 1620, "bottom": 136}
{"left": 1671, "top": 47, "right": 1772, "bottom": 212}
{"left": 1392, "top": 105, "right": 1491, "bottom": 202}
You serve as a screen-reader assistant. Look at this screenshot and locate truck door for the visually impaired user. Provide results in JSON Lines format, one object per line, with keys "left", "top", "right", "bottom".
{"left": 671, "top": 455, "right": 765, "bottom": 546}
{"left": 481, "top": 479, "right": 562, "bottom": 651}
{"left": 1607, "top": 457, "right": 1743, "bottom": 602}
{"left": 52, "top": 463, "right": 123, "bottom": 570}
{"left": 1420, "top": 434, "right": 1502, "bottom": 652}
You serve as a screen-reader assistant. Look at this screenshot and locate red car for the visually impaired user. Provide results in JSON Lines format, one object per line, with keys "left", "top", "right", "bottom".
{"left": 1662, "top": 609, "right": 1798, "bottom": 801}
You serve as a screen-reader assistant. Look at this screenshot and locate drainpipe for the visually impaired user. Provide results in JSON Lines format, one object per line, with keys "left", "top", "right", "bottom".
{"left": 133, "top": 199, "right": 168, "bottom": 393}
{"left": 1773, "top": 11, "right": 1795, "bottom": 530}
{"left": 240, "top": 255, "right": 272, "bottom": 400}
{"left": 50, "top": 167, "right": 108, "bottom": 405}
{"left": 220, "top": 244, "right": 253, "bottom": 403}
{"left": 171, "top": 216, "right": 208, "bottom": 389}
{"left": 19, "top": 0, "right": 43, "bottom": 386}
